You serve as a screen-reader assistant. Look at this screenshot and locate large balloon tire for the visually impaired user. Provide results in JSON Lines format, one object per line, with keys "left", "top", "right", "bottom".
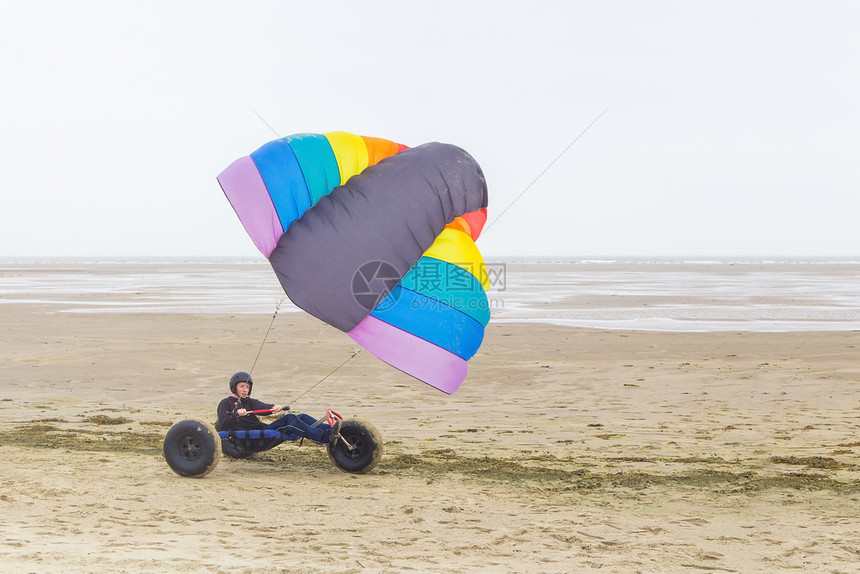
{"left": 327, "top": 418, "right": 383, "bottom": 474}
{"left": 163, "top": 420, "right": 221, "bottom": 478}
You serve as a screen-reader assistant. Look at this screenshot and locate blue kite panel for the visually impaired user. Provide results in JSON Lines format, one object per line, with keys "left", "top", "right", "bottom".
{"left": 370, "top": 285, "right": 484, "bottom": 360}
{"left": 284, "top": 133, "right": 342, "bottom": 205}
{"left": 251, "top": 140, "right": 312, "bottom": 231}
{"left": 400, "top": 257, "right": 490, "bottom": 326}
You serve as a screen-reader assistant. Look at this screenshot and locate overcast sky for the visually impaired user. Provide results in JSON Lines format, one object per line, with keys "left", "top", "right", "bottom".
{"left": 1, "top": 1, "right": 857, "bottom": 259}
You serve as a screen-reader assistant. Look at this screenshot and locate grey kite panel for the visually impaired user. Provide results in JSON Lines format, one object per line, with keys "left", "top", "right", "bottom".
{"left": 268, "top": 142, "right": 488, "bottom": 332}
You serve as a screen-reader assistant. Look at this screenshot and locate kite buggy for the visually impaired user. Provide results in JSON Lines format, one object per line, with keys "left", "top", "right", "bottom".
{"left": 163, "top": 409, "right": 382, "bottom": 477}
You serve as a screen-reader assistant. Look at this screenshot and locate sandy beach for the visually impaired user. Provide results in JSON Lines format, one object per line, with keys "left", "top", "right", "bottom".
{"left": 2, "top": 263, "right": 860, "bottom": 573}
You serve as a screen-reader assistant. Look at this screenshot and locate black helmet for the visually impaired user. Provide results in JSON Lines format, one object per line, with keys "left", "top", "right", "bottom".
{"left": 229, "top": 371, "right": 253, "bottom": 395}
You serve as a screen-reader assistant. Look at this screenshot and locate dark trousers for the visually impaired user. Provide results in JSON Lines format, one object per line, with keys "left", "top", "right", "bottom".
{"left": 266, "top": 412, "right": 330, "bottom": 443}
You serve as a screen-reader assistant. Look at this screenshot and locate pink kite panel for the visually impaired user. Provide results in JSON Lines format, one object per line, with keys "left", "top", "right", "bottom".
{"left": 217, "top": 156, "right": 283, "bottom": 258}
{"left": 348, "top": 315, "right": 467, "bottom": 394}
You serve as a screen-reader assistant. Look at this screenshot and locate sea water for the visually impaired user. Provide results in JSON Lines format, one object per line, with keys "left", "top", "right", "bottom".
{"left": 1, "top": 259, "right": 858, "bottom": 332}
{"left": 489, "top": 262, "right": 860, "bottom": 332}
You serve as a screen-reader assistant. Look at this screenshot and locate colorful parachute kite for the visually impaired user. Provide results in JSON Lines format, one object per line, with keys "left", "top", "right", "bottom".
{"left": 217, "top": 132, "right": 489, "bottom": 393}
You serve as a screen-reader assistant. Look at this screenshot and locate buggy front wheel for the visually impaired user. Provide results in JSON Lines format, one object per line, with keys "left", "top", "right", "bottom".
{"left": 327, "top": 418, "right": 382, "bottom": 474}
{"left": 163, "top": 419, "right": 221, "bottom": 477}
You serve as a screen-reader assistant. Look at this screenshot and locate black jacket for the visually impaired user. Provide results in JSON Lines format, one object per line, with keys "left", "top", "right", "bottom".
{"left": 216, "top": 396, "right": 274, "bottom": 431}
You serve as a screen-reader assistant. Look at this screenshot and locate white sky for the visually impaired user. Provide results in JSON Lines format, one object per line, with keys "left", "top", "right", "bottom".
{"left": 1, "top": 1, "right": 858, "bottom": 259}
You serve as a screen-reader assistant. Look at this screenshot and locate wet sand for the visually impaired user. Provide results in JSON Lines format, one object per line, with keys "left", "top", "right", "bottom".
{"left": 2, "top": 266, "right": 860, "bottom": 572}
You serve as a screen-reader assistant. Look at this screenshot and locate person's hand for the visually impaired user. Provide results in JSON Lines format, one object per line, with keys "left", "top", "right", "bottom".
{"left": 237, "top": 408, "right": 247, "bottom": 416}
{"left": 272, "top": 405, "right": 284, "bottom": 413}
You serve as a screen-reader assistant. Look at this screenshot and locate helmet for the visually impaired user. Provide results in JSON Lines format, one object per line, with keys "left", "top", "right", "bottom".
{"left": 229, "top": 371, "right": 253, "bottom": 395}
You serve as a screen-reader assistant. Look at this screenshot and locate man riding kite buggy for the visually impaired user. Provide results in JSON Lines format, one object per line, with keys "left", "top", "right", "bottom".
{"left": 162, "top": 130, "right": 489, "bottom": 478}
{"left": 216, "top": 371, "right": 340, "bottom": 445}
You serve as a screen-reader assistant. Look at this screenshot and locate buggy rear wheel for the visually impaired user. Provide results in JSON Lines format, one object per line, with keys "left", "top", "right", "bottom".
{"left": 327, "top": 418, "right": 382, "bottom": 474}
{"left": 163, "top": 420, "right": 221, "bottom": 477}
